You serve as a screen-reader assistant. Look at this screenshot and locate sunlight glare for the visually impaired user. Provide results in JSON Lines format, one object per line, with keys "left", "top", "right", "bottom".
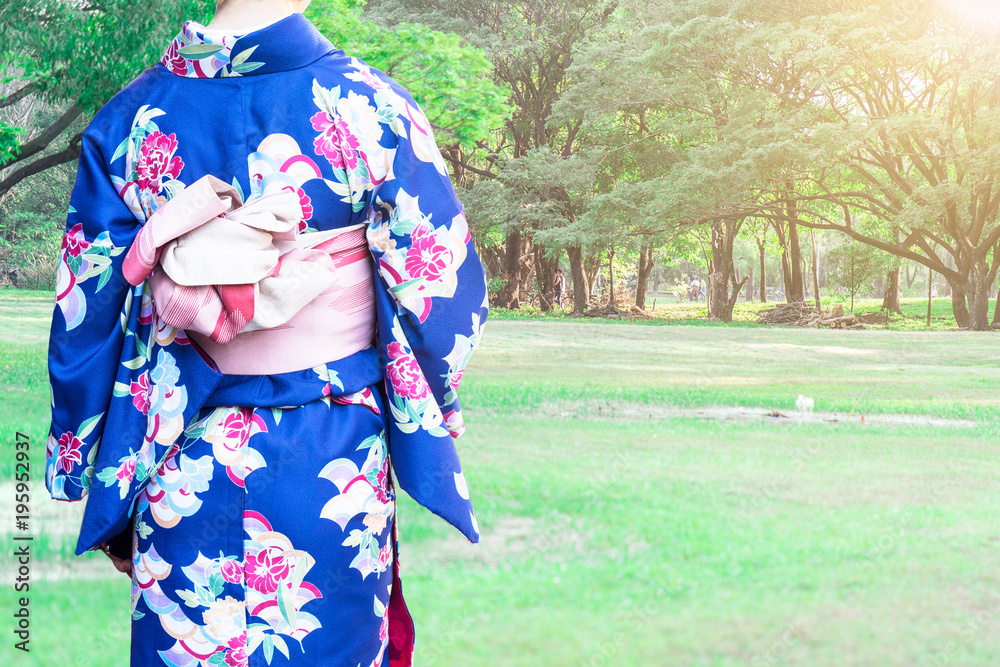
{"left": 949, "top": 0, "right": 1000, "bottom": 24}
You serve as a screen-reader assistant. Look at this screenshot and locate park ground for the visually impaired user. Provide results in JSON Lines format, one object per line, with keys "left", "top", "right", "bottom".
{"left": 494, "top": 290, "right": 984, "bottom": 332}
{"left": 1, "top": 289, "right": 999, "bottom": 666}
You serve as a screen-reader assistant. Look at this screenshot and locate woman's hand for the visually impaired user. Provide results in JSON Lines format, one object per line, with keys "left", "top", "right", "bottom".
{"left": 98, "top": 542, "right": 133, "bottom": 577}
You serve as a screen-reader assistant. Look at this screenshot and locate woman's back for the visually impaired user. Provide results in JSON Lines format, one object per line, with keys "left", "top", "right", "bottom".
{"left": 99, "top": 14, "right": 450, "bottom": 235}
{"left": 46, "top": 9, "right": 488, "bottom": 666}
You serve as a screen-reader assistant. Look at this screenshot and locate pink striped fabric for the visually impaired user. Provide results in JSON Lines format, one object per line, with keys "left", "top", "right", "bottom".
{"left": 123, "top": 175, "right": 376, "bottom": 374}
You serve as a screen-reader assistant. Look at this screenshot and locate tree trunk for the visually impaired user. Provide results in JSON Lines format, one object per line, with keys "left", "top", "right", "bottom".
{"left": 881, "top": 267, "right": 903, "bottom": 314}
{"left": 586, "top": 253, "right": 602, "bottom": 301}
{"left": 708, "top": 218, "right": 747, "bottom": 322}
{"left": 534, "top": 245, "right": 558, "bottom": 313}
{"left": 781, "top": 183, "right": 805, "bottom": 303}
{"left": 708, "top": 220, "right": 729, "bottom": 321}
{"left": 607, "top": 246, "right": 616, "bottom": 307}
{"left": 968, "top": 258, "right": 991, "bottom": 331}
{"left": 497, "top": 228, "right": 522, "bottom": 308}
{"left": 810, "top": 229, "right": 821, "bottom": 309}
{"left": 478, "top": 244, "right": 504, "bottom": 283}
{"left": 993, "top": 274, "right": 1000, "bottom": 326}
{"left": 927, "top": 265, "right": 933, "bottom": 327}
{"left": 787, "top": 220, "right": 804, "bottom": 303}
{"left": 949, "top": 278, "right": 970, "bottom": 328}
{"left": 773, "top": 226, "right": 788, "bottom": 299}
{"left": 567, "top": 245, "right": 589, "bottom": 315}
{"left": 758, "top": 239, "right": 767, "bottom": 302}
{"left": 635, "top": 243, "right": 655, "bottom": 309}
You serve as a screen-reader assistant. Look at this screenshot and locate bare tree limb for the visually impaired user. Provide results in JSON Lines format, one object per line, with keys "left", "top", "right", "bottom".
{"left": 2, "top": 104, "right": 82, "bottom": 169}
{"left": 0, "top": 82, "right": 36, "bottom": 109}
{"left": 0, "top": 131, "right": 82, "bottom": 198}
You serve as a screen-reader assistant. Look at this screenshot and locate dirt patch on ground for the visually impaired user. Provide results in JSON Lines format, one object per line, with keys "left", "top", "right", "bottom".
{"left": 532, "top": 400, "right": 980, "bottom": 428}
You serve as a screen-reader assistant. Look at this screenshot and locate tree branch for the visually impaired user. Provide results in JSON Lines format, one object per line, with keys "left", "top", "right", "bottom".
{"left": 0, "top": 131, "right": 82, "bottom": 198}
{"left": 3, "top": 104, "right": 82, "bottom": 168}
{"left": 0, "top": 82, "right": 36, "bottom": 109}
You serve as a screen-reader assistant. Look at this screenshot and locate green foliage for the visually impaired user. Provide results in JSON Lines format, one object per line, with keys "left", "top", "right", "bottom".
{"left": 0, "top": 211, "right": 61, "bottom": 289}
{"left": 0, "top": 121, "right": 21, "bottom": 164}
{"left": 306, "top": 0, "right": 509, "bottom": 147}
{"left": 0, "top": 0, "right": 215, "bottom": 114}
{"left": 827, "top": 238, "right": 894, "bottom": 311}
{"left": 0, "top": 161, "right": 75, "bottom": 289}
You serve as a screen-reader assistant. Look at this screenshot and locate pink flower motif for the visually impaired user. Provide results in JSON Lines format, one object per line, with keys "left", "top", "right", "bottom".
{"left": 404, "top": 231, "right": 451, "bottom": 282}
{"left": 56, "top": 432, "right": 83, "bottom": 474}
{"left": 449, "top": 369, "right": 464, "bottom": 391}
{"left": 136, "top": 131, "right": 184, "bottom": 194}
{"left": 377, "top": 543, "right": 391, "bottom": 569}
{"left": 375, "top": 465, "right": 389, "bottom": 504}
{"left": 116, "top": 458, "right": 137, "bottom": 483}
{"left": 357, "top": 68, "right": 389, "bottom": 91}
{"left": 220, "top": 558, "right": 243, "bottom": 584}
{"left": 289, "top": 186, "right": 313, "bottom": 221}
{"left": 224, "top": 632, "right": 248, "bottom": 667}
{"left": 63, "top": 223, "right": 91, "bottom": 258}
{"left": 245, "top": 546, "right": 290, "bottom": 595}
{"left": 310, "top": 111, "right": 359, "bottom": 170}
{"left": 387, "top": 354, "right": 430, "bottom": 401}
{"left": 221, "top": 408, "right": 265, "bottom": 450}
{"left": 161, "top": 40, "right": 189, "bottom": 76}
{"left": 130, "top": 372, "right": 151, "bottom": 415}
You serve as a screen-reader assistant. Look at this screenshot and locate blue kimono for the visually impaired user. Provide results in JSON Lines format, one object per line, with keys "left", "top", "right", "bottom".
{"left": 45, "top": 12, "right": 488, "bottom": 667}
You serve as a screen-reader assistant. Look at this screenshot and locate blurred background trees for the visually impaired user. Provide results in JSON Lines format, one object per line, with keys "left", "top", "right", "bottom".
{"left": 4, "top": 0, "right": 1000, "bottom": 329}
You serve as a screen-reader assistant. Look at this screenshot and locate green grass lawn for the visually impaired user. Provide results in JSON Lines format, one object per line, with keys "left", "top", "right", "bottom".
{"left": 1, "top": 289, "right": 999, "bottom": 666}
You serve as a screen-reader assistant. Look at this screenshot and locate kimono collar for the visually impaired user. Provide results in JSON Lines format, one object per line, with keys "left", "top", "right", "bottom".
{"left": 160, "top": 12, "right": 336, "bottom": 78}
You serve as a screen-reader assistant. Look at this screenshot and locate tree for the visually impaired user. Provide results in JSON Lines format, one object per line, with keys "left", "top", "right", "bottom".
{"left": 307, "top": 0, "right": 508, "bottom": 149}
{"left": 828, "top": 238, "right": 892, "bottom": 314}
{"left": 0, "top": 0, "right": 215, "bottom": 199}
{"left": 746, "top": 0, "right": 1000, "bottom": 330}
{"left": 0, "top": 0, "right": 506, "bottom": 204}
{"left": 367, "top": 0, "right": 618, "bottom": 313}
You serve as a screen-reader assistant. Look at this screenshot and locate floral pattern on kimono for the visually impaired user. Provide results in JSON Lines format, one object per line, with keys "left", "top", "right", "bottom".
{"left": 47, "top": 8, "right": 487, "bottom": 563}
{"left": 318, "top": 431, "right": 394, "bottom": 579}
{"left": 161, "top": 21, "right": 264, "bottom": 78}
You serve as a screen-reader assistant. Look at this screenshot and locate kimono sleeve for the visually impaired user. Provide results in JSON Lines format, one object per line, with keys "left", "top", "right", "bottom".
{"left": 46, "top": 128, "right": 140, "bottom": 502}
{"left": 365, "top": 87, "right": 489, "bottom": 441}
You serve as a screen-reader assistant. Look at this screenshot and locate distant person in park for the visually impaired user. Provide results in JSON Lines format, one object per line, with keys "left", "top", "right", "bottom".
{"left": 554, "top": 267, "right": 566, "bottom": 307}
{"left": 43, "top": 0, "right": 489, "bottom": 664}
{"left": 689, "top": 274, "right": 701, "bottom": 301}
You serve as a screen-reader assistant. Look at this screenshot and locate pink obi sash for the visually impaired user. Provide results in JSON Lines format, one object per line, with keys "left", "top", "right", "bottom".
{"left": 123, "top": 175, "right": 376, "bottom": 375}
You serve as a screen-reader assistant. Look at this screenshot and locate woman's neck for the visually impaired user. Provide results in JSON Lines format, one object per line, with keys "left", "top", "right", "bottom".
{"left": 206, "top": 0, "right": 295, "bottom": 32}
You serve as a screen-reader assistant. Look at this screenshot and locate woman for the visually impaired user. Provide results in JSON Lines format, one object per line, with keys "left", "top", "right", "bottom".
{"left": 44, "top": 1, "right": 488, "bottom": 665}
{"left": 553, "top": 268, "right": 566, "bottom": 308}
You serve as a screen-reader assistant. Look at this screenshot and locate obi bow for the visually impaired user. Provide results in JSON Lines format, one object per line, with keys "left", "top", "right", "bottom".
{"left": 122, "top": 175, "right": 340, "bottom": 344}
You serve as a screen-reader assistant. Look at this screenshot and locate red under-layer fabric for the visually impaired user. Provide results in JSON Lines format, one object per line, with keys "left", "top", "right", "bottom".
{"left": 388, "top": 471, "right": 415, "bottom": 667}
